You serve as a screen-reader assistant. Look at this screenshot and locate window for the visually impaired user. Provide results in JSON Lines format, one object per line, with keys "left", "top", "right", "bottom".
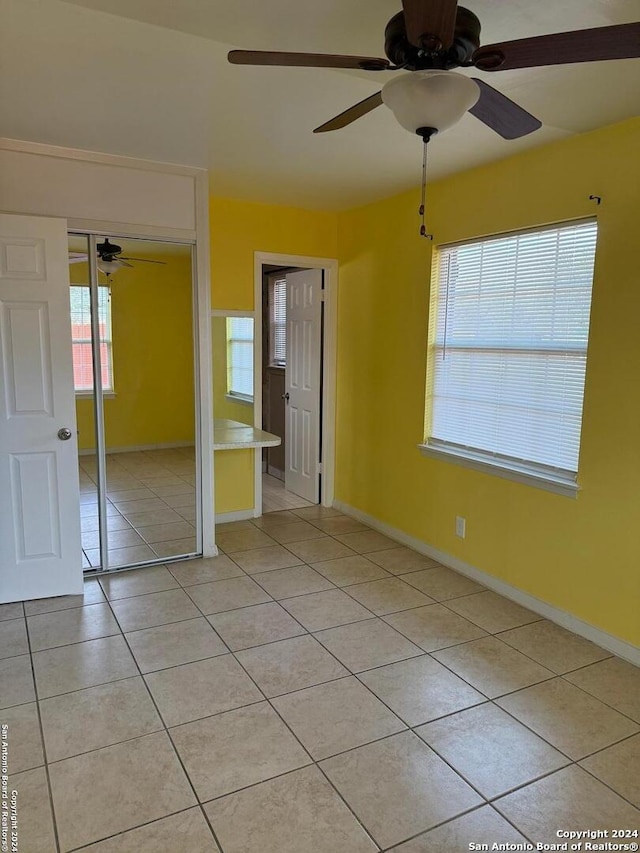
{"left": 423, "top": 219, "right": 598, "bottom": 494}
{"left": 269, "top": 277, "right": 287, "bottom": 367}
{"left": 70, "top": 285, "right": 113, "bottom": 392}
{"left": 226, "top": 317, "right": 254, "bottom": 401}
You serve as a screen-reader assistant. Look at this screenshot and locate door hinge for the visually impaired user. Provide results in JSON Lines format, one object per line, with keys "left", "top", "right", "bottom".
{"left": 319, "top": 291, "right": 325, "bottom": 302}
{"left": 317, "top": 463, "right": 323, "bottom": 474}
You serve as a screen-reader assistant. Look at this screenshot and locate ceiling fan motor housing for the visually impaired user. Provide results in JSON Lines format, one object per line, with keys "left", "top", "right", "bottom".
{"left": 97, "top": 238, "right": 123, "bottom": 262}
{"left": 384, "top": 6, "right": 481, "bottom": 69}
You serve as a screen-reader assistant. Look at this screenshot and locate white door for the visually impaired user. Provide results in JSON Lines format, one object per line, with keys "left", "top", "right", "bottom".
{"left": 0, "top": 214, "right": 83, "bottom": 603}
{"left": 284, "top": 268, "right": 322, "bottom": 503}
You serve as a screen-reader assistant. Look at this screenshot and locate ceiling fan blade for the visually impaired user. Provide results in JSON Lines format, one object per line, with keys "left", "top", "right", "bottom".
{"left": 228, "top": 50, "right": 390, "bottom": 70}
{"left": 68, "top": 253, "right": 88, "bottom": 264}
{"left": 119, "top": 257, "right": 167, "bottom": 265}
{"left": 313, "top": 91, "right": 384, "bottom": 133}
{"left": 401, "top": 0, "right": 458, "bottom": 50}
{"left": 468, "top": 79, "right": 541, "bottom": 139}
{"left": 474, "top": 22, "right": 640, "bottom": 71}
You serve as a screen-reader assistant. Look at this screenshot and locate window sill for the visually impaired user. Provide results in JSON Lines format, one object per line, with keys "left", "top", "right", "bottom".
{"left": 75, "top": 391, "right": 116, "bottom": 399}
{"left": 226, "top": 393, "right": 253, "bottom": 406}
{"left": 417, "top": 442, "right": 578, "bottom": 499}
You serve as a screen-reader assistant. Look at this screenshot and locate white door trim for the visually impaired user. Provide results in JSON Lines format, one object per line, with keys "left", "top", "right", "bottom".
{"left": 193, "top": 170, "right": 215, "bottom": 557}
{"left": 254, "top": 252, "right": 338, "bottom": 515}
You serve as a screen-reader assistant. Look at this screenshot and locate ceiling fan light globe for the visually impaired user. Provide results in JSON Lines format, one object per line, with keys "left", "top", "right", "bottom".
{"left": 97, "top": 259, "right": 124, "bottom": 275}
{"left": 382, "top": 71, "right": 480, "bottom": 135}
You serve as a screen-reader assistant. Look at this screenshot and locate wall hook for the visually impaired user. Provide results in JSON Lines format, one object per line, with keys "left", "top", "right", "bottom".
{"left": 589, "top": 194, "right": 602, "bottom": 205}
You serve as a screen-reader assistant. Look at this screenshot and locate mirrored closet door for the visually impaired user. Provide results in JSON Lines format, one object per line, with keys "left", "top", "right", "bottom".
{"left": 69, "top": 233, "right": 201, "bottom": 572}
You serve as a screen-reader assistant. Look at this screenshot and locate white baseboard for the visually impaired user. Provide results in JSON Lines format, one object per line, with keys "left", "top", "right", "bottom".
{"left": 215, "top": 509, "right": 255, "bottom": 524}
{"left": 267, "top": 464, "right": 284, "bottom": 480}
{"left": 333, "top": 499, "right": 640, "bottom": 667}
{"left": 78, "top": 441, "right": 194, "bottom": 457}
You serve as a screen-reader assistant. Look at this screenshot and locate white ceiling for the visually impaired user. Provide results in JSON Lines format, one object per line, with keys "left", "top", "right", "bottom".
{"left": 1, "top": 0, "right": 638, "bottom": 209}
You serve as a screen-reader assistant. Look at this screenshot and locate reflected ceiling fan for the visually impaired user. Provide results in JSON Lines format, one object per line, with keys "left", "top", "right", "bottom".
{"left": 228, "top": 0, "right": 640, "bottom": 140}
{"left": 69, "top": 238, "right": 167, "bottom": 275}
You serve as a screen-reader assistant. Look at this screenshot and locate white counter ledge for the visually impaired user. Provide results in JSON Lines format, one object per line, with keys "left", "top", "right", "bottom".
{"left": 213, "top": 418, "right": 282, "bottom": 451}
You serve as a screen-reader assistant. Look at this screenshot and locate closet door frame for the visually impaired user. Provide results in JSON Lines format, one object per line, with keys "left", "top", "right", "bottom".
{"left": 0, "top": 138, "right": 215, "bottom": 560}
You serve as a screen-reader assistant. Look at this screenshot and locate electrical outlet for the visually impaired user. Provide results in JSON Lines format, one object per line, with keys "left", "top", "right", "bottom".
{"left": 455, "top": 516, "right": 466, "bottom": 539}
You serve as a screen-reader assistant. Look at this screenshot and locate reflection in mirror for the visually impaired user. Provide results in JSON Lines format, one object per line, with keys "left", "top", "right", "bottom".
{"left": 101, "top": 238, "right": 197, "bottom": 565}
{"left": 212, "top": 315, "right": 254, "bottom": 427}
{"left": 69, "top": 234, "right": 198, "bottom": 570}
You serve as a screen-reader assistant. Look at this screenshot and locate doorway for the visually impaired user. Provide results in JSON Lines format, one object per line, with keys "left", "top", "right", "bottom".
{"left": 69, "top": 232, "right": 202, "bottom": 572}
{"left": 254, "top": 252, "right": 338, "bottom": 517}
{"left": 262, "top": 265, "right": 321, "bottom": 509}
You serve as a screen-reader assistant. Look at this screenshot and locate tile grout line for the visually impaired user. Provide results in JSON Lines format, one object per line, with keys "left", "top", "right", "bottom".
{"left": 204, "top": 538, "right": 640, "bottom": 815}
{"left": 568, "top": 735, "right": 640, "bottom": 811}
{"left": 13, "top": 505, "right": 640, "bottom": 846}
{"left": 64, "top": 804, "right": 204, "bottom": 853}
{"left": 99, "top": 593, "right": 229, "bottom": 853}
{"left": 555, "top": 672, "right": 640, "bottom": 727}
{"left": 487, "top": 753, "right": 640, "bottom": 814}
{"left": 171, "top": 564, "right": 415, "bottom": 847}
{"left": 374, "top": 801, "right": 533, "bottom": 852}
{"left": 20, "top": 622, "right": 640, "bottom": 846}
{"left": 20, "top": 549, "right": 637, "bottom": 731}
{"left": 245, "top": 627, "right": 518, "bottom": 840}
{"left": 182, "top": 572, "right": 517, "bottom": 847}
{"left": 219, "top": 642, "right": 384, "bottom": 851}
{"left": 80, "top": 452, "right": 197, "bottom": 566}
{"left": 21, "top": 611, "right": 63, "bottom": 853}
{"left": 33, "top": 615, "right": 637, "bottom": 851}
{"left": 22, "top": 566, "right": 638, "bottom": 725}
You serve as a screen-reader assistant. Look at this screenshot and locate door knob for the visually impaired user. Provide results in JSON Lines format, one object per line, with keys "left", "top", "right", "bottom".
{"left": 57, "top": 428, "right": 73, "bottom": 441}
{"left": 281, "top": 393, "right": 290, "bottom": 402}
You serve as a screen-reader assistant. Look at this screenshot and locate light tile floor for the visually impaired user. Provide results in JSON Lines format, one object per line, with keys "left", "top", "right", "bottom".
{"left": 79, "top": 447, "right": 198, "bottom": 568}
{"left": 2, "top": 508, "right": 639, "bottom": 852}
{"left": 78, "top": 458, "right": 309, "bottom": 569}
{"left": 262, "top": 472, "right": 314, "bottom": 513}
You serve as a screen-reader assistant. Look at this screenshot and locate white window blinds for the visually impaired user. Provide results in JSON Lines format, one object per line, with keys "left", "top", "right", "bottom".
{"left": 226, "top": 317, "right": 254, "bottom": 399}
{"left": 70, "top": 285, "right": 113, "bottom": 392}
{"left": 426, "top": 219, "right": 598, "bottom": 481}
{"left": 270, "top": 278, "right": 287, "bottom": 367}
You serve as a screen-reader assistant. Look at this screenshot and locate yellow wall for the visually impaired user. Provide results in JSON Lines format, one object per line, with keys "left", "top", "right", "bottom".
{"left": 214, "top": 450, "right": 255, "bottom": 513}
{"left": 210, "top": 196, "right": 338, "bottom": 310}
{"left": 336, "top": 118, "right": 640, "bottom": 647}
{"left": 73, "top": 252, "right": 195, "bottom": 451}
{"left": 210, "top": 196, "right": 338, "bottom": 513}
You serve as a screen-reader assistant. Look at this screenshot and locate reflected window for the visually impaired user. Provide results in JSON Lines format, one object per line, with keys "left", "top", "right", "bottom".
{"left": 226, "top": 317, "right": 254, "bottom": 402}
{"left": 70, "top": 285, "right": 113, "bottom": 392}
{"left": 269, "top": 278, "right": 286, "bottom": 367}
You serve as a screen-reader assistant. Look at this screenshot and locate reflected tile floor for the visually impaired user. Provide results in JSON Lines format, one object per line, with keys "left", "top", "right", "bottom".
{"left": 2, "top": 508, "right": 639, "bottom": 851}
{"left": 78, "top": 447, "right": 197, "bottom": 568}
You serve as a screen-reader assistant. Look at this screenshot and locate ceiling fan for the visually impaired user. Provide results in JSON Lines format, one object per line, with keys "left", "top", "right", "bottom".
{"left": 228, "top": 0, "right": 640, "bottom": 140}
{"left": 69, "top": 238, "right": 167, "bottom": 274}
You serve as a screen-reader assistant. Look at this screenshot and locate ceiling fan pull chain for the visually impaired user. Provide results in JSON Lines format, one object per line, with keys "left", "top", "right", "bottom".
{"left": 419, "top": 138, "right": 433, "bottom": 240}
